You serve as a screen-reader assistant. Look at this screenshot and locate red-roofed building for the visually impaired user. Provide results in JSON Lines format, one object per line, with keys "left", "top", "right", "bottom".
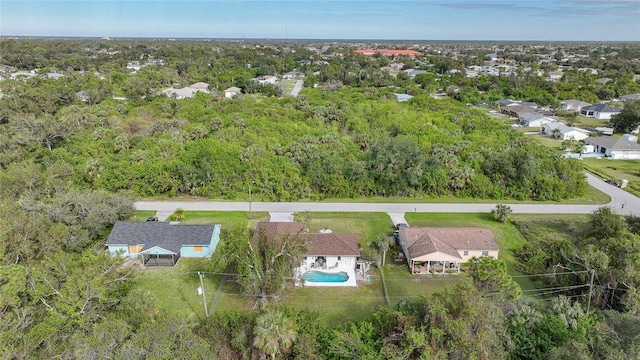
{"left": 355, "top": 49, "right": 421, "bottom": 57}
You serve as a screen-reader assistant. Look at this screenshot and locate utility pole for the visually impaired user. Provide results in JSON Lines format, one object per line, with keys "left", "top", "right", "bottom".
{"left": 587, "top": 268, "right": 595, "bottom": 314}
{"left": 198, "top": 271, "right": 209, "bottom": 318}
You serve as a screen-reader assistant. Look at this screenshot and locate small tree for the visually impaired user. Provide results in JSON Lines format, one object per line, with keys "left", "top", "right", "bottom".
{"left": 370, "top": 233, "right": 393, "bottom": 266}
{"left": 171, "top": 208, "right": 186, "bottom": 222}
{"left": 465, "top": 256, "right": 521, "bottom": 301}
{"left": 491, "top": 205, "right": 512, "bottom": 222}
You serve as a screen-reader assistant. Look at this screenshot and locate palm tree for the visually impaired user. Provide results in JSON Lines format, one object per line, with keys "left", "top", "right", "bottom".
{"left": 370, "top": 233, "right": 392, "bottom": 266}
{"left": 253, "top": 309, "right": 297, "bottom": 360}
{"left": 171, "top": 208, "right": 186, "bottom": 222}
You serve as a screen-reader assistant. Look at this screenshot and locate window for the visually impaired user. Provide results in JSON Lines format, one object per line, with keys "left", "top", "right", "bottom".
{"left": 194, "top": 246, "right": 202, "bottom": 253}
{"left": 482, "top": 251, "right": 489, "bottom": 257}
{"left": 337, "top": 256, "right": 341, "bottom": 261}
{"left": 129, "top": 245, "right": 142, "bottom": 254}
{"left": 463, "top": 250, "right": 469, "bottom": 256}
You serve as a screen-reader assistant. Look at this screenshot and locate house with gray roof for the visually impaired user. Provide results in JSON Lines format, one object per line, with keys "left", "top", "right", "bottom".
{"left": 541, "top": 122, "right": 590, "bottom": 141}
{"left": 519, "top": 113, "right": 555, "bottom": 127}
{"left": 583, "top": 136, "right": 640, "bottom": 159}
{"left": 580, "top": 103, "right": 622, "bottom": 119}
{"left": 560, "top": 99, "right": 591, "bottom": 112}
{"left": 106, "top": 222, "right": 221, "bottom": 266}
{"left": 398, "top": 227, "right": 499, "bottom": 274}
{"left": 620, "top": 93, "right": 640, "bottom": 102}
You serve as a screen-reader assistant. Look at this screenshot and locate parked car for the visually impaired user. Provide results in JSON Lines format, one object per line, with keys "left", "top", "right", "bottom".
{"left": 605, "top": 179, "right": 619, "bottom": 187}
{"left": 146, "top": 217, "right": 158, "bottom": 221}
{"left": 395, "top": 223, "right": 409, "bottom": 230}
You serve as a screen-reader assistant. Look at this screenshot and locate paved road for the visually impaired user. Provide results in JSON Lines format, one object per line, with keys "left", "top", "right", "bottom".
{"left": 135, "top": 173, "right": 639, "bottom": 216}
{"left": 290, "top": 80, "right": 303, "bottom": 97}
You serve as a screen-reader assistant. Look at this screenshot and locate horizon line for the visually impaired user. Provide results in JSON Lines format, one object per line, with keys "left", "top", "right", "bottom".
{"left": 1, "top": 35, "right": 638, "bottom": 43}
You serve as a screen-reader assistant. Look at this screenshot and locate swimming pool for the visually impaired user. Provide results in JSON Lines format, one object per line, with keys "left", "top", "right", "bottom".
{"left": 303, "top": 270, "right": 349, "bottom": 283}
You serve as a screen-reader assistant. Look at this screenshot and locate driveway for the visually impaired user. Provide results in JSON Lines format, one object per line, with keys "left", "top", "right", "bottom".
{"left": 291, "top": 80, "right": 303, "bottom": 97}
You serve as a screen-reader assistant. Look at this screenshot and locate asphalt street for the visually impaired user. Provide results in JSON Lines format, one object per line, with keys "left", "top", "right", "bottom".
{"left": 135, "top": 172, "right": 639, "bottom": 216}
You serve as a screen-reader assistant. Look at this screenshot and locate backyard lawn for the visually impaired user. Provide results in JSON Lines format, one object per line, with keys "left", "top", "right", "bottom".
{"left": 280, "top": 278, "right": 387, "bottom": 326}
{"left": 132, "top": 258, "right": 223, "bottom": 321}
{"left": 382, "top": 263, "right": 465, "bottom": 308}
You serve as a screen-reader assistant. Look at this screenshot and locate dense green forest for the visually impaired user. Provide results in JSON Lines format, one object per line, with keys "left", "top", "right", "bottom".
{"left": 1, "top": 39, "right": 639, "bottom": 358}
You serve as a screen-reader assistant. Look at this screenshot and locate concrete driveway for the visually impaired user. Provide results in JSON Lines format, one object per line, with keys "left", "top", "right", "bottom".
{"left": 291, "top": 80, "right": 303, "bottom": 97}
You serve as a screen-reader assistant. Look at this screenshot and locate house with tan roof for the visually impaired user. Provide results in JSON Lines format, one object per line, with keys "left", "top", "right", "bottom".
{"left": 398, "top": 227, "right": 499, "bottom": 274}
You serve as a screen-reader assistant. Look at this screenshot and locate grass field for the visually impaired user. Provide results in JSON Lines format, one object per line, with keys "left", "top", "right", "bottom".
{"left": 132, "top": 259, "right": 222, "bottom": 321}
{"left": 382, "top": 263, "right": 465, "bottom": 308}
{"left": 178, "top": 210, "right": 269, "bottom": 229}
{"left": 130, "top": 210, "right": 157, "bottom": 221}
{"left": 279, "top": 79, "right": 296, "bottom": 94}
{"left": 582, "top": 158, "right": 640, "bottom": 197}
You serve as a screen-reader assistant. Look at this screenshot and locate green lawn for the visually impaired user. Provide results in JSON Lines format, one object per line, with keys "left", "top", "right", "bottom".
{"left": 178, "top": 210, "right": 269, "bottom": 229}
{"left": 280, "top": 279, "right": 387, "bottom": 326}
{"left": 132, "top": 259, "right": 223, "bottom": 321}
{"left": 382, "top": 263, "right": 465, "bottom": 308}
{"left": 582, "top": 158, "right": 640, "bottom": 197}
{"left": 129, "top": 210, "right": 157, "bottom": 221}
{"left": 279, "top": 79, "right": 296, "bottom": 94}
{"left": 572, "top": 115, "right": 610, "bottom": 129}
{"left": 526, "top": 133, "right": 567, "bottom": 152}
{"left": 404, "top": 212, "right": 537, "bottom": 291}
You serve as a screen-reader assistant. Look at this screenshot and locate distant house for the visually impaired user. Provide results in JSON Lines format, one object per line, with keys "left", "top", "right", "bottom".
{"left": 560, "top": 99, "right": 591, "bottom": 112}
{"left": 620, "top": 93, "right": 640, "bottom": 102}
{"left": 252, "top": 75, "right": 278, "bottom": 85}
{"left": 162, "top": 82, "right": 211, "bottom": 99}
{"left": 595, "top": 77, "right": 612, "bottom": 85}
{"left": 403, "top": 69, "right": 427, "bottom": 78}
{"left": 76, "top": 90, "right": 89, "bottom": 102}
{"left": 398, "top": 227, "right": 499, "bottom": 274}
{"left": 253, "top": 222, "right": 360, "bottom": 287}
{"left": 394, "top": 93, "right": 414, "bottom": 102}
{"left": 282, "top": 71, "right": 305, "bottom": 79}
{"left": 541, "top": 122, "right": 590, "bottom": 141}
{"left": 594, "top": 127, "right": 614, "bottom": 136}
{"left": 580, "top": 104, "right": 622, "bottom": 120}
{"left": 189, "top": 82, "right": 210, "bottom": 90}
{"left": 46, "top": 72, "right": 65, "bottom": 79}
{"left": 502, "top": 105, "right": 538, "bottom": 117}
{"left": 519, "top": 113, "right": 555, "bottom": 127}
{"left": 485, "top": 53, "right": 499, "bottom": 62}
{"left": 224, "top": 86, "right": 242, "bottom": 98}
{"left": 106, "top": 222, "right": 221, "bottom": 266}
{"left": 583, "top": 136, "right": 640, "bottom": 159}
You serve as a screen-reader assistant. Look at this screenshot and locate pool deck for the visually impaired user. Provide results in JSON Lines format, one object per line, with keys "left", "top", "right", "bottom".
{"left": 295, "top": 267, "right": 358, "bottom": 287}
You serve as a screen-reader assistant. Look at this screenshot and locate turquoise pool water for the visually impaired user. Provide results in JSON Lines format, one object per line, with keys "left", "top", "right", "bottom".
{"left": 303, "top": 270, "right": 349, "bottom": 283}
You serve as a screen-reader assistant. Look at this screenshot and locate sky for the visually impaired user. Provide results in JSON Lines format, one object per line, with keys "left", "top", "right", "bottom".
{"left": 1, "top": 0, "right": 639, "bottom": 41}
